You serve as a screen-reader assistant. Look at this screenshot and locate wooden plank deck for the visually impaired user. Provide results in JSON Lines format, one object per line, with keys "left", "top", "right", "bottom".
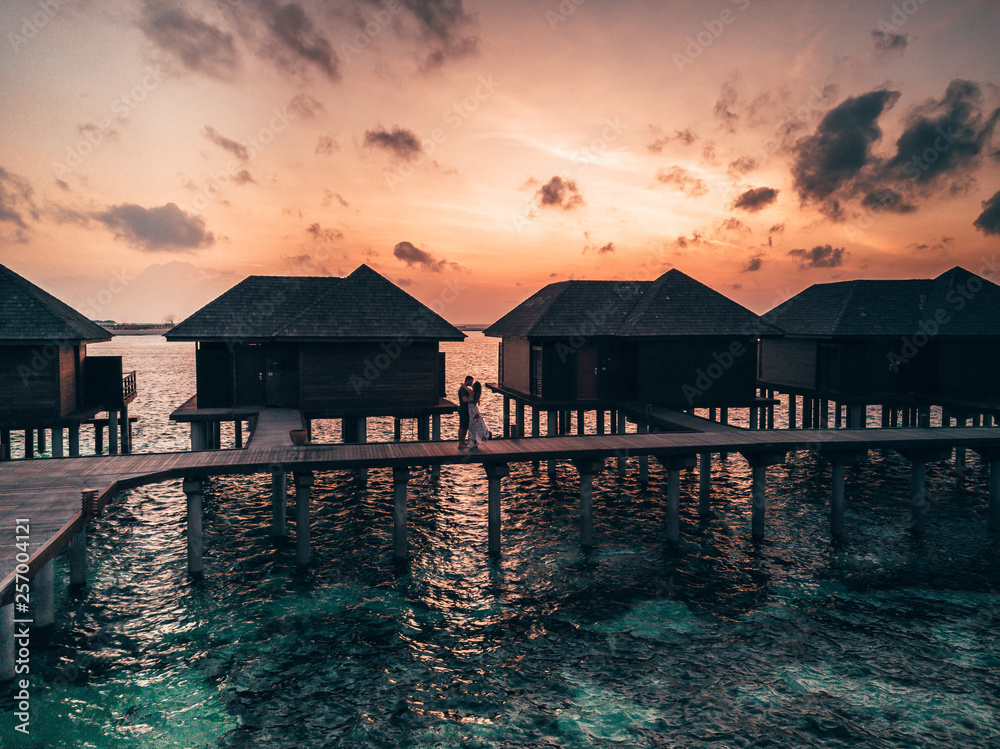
{"left": 246, "top": 408, "right": 304, "bottom": 449}
{"left": 3, "top": 425, "right": 1000, "bottom": 601}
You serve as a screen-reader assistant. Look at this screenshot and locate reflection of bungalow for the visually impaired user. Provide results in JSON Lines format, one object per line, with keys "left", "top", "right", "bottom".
{"left": 484, "top": 269, "right": 779, "bottom": 409}
{"left": 0, "top": 264, "right": 136, "bottom": 459}
{"left": 165, "top": 265, "right": 465, "bottom": 443}
{"left": 759, "top": 266, "right": 1000, "bottom": 424}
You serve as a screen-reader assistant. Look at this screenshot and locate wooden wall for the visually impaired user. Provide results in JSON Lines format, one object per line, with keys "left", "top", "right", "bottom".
{"left": 937, "top": 339, "right": 1000, "bottom": 401}
{"left": 299, "top": 341, "right": 440, "bottom": 408}
{"left": 635, "top": 337, "right": 757, "bottom": 407}
{"left": 58, "top": 346, "right": 78, "bottom": 416}
{"left": 0, "top": 345, "right": 60, "bottom": 420}
{"left": 500, "top": 336, "right": 530, "bottom": 394}
{"left": 759, "top": 338, "right": 816, "bottom": 390}
{"left": 196, "top": 343, "right": 235, "bottom": 408}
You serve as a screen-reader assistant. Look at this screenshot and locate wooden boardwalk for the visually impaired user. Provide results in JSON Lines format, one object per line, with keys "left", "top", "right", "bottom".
{"left": 4, "top": 424, "right": 1000, "bottom": 602}
{"left": 246, "top": 408, "right": 304, "bottom": 448}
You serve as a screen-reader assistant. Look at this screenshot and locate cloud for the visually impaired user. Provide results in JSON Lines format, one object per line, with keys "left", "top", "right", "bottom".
{"left": 402, "top": 0, "right": 480, "bottom": 67}
{"left": 733, "top": 186, "right": 778, "bottom": 212}
{"left": 536, "top": 176, "right": 584, "bottom": 210}
{"left": 288, "top": 92, "right": 325, "bottom": 119}
{"left": 259, "top": 1, "right": 340, "bottom": 80}
{"left": 974, "top": 189, "right": 1000, "bottom": 236}
{"left": 232, "top": 170, "right": 256, "bottom": 185}
{"left": 315, "top": 134, "right": 338, "bottom": 155}
{"left": 791, "top": 89, "right": 900, "bottom": 211}
{"left": 393, "top": 240, "right": 458, "bottom": 272}
{"left": 727, "top": 156, "right": 757, "bottom": 177}
{"left": 94, "top": 202, "right": 215, "bottom": 252}
{"left": 648, "top": 128, "right": 697, "bottom": 153}
{"left": 714, "top": 79, "right": 739, "bottom": 132}
{"left": 583, "top": 240, "right": 615, "bottom": 254}
{"left": 741, "top": 255, "right": 764, "bottom": 272}
{"left": 861, "top": 188, "right": 914, "bottom": 213}
{"left": 886, "top": 79, "right": 1000, "bottom": 186}
{"left": 203, "top": 125, "right": 249, "bottom": 161}
{"left": 364, "top": 126, "right": 423, "bottom": 161}
{"left": 788, "top": 244, "right": 847, "bottom": 269}
{"left": 872, "top": 30, "right": 907, "bottom": 52}
{"left": 0, "top": 167, "right": 38, "bottom": 228}
{"left": 138, "top": 3, "right": 239, "bottom": 80}
{"left": 655, "top": 166, "right": 708, "bottom": 197}
{"left": 306, "top": 222, "right": 343, "bottom": 242}
{"left": 718, "top": 217, "right": 749, "bottom": 234}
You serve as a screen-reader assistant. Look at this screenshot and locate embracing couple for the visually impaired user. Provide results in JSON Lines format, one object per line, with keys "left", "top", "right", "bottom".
{"left": 457, "top": 375, "right": 491, "bottom": 450}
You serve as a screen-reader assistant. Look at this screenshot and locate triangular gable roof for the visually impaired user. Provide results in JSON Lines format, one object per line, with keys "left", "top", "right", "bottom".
{"left": 0, "top": 264, "right": 111, "bottom": 344}
{"left": 165, "top": 264, "right": 465, "bottom": 342}
{"left": 484, "top": 269, "right": 776, "bottom": 339}
{"left": 765, "top": 267, "right": 1000, "bottom": 337}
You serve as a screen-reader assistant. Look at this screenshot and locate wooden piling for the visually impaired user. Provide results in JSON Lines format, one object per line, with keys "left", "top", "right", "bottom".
{"left": 910, "top": 461, "right": 927, "bottom": 534}
{"left": 52, "top": 427, "right": 64, "bottom": 458}
{"left": 0, "top": 603, "right": 12, "bottom": 682}
{"left": 294, "top": 470, "right": 314, "bottom": 565}
{"left": 617, "top": 412, "right": 627, "bottom": 476}
{"left": 698, "top": 452, "right": 711, "bottom": 515}
{"left": 788, "top": 394, "right": 797, "bottom": 429}
{"left": 392, "top": 467, "right": 410, "bottom": 560}
{"left": 824, "top": 451, "right": 866, "bottom": 538}
{"left": 515, "top": 401, "right": 525, "bottom": 438}
{"left": 431, "top": 415, "right": 442, "bottom": 481}
{"left": 271, "top": 468, "right": 287, "bottom": 538}
{"left": 991, "top": 460, "right": 1000, "bottom": 532}
{"left": 503, "top": 396, "right": 511, "bottom": 439}
{"left": 547, "top": 411, "right": 557, "bottom": 477}
{"left": 596, "top": 409, "right": 605, "bottom": 435}
{"left": 955, "top": 415, "right": 967, "bottom": 469}
{"left": 484, "top": 463, "right": 509, "bottom": 555}
{"left": 234, "top": 420, "right": 243, "bottom": 448}
{"left": 740, "top": 452, "right": 786, "bottom": 540}
{"left": 637, "top": 422, "right": 649, "bottom": 484}
{"left": 69, "top": 527, "right": 87, "bottom": 587}
{"left": 182, "top": 477, "right": 204, "bottom": 575}
{"left": 34, "top": 560, "right": 55, "bottom": 628}
{"left": 531, "top": 407, "right": 540, "bottom": 470}
{"left": 574, "top": 459, "right": 603, "bottom": 549}
{"left": 24, "top": 428, "right": 33, "bottom": 459}
{"left": 109, "top": 411, "right": 119, "bottom": 455}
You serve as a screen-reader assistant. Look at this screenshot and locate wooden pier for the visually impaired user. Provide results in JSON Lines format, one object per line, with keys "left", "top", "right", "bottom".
{"left": 3, "top": 415, "right": 1000, "bottom": 679}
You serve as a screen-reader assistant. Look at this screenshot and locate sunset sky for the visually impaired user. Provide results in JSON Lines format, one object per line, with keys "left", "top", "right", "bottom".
{"left": 1, "top": 0, "right": 999, "bottom": 324}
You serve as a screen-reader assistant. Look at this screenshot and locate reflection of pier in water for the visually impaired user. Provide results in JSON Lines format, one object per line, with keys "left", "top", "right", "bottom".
{"left": 3, "top": 405, "right": 1000, "bottom": 680}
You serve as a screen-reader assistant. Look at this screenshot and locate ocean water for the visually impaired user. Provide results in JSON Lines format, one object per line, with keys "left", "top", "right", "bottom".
{"left": 3, "top": 333, "right": 1000, "bottom": 748}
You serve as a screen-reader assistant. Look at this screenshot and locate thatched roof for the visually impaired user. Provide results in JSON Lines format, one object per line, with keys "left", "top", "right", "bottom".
{"left": 0, "top": 264, "right": 111, "bottom": 344}
{"left": 165, "top": 264, "right": 465, "bottom": 342}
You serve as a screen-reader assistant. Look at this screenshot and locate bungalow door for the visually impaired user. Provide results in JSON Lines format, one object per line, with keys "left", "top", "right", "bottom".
{"left": 235, "top": 344, "right": 266, "bottom": 406}
{"left": 265, "top": 343, "right": 299, "bottom": 407}
{"left": 577, "top": 346, "right": 598, "bottom": 399}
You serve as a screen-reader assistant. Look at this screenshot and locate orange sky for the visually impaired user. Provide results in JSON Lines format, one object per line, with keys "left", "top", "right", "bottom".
{"left": 1, "top": 0, "right": 999, "bottom": 324}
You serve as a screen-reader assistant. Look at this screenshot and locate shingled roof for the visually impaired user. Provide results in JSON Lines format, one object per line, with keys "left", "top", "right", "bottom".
{"left": 165, "top": 264, "right": 465, "bottom": 342}
{"left": 0, "top": 264, "right": 111, "bottom": 344}
{"left": 765, "top": 266, "right": 1000, "bottom": 337}
{"left": 484, "top": 269, "right": 778, "bottom": 339}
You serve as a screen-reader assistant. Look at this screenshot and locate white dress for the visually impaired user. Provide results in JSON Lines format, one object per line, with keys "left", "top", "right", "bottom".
{"left": 467, "top": 402, "right": 491, "bottom": 448}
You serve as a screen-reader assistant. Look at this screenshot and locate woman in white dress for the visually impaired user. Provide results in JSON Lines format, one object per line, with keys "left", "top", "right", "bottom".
{"left": 467, "top": 381, "right": 491, "bottom": 449}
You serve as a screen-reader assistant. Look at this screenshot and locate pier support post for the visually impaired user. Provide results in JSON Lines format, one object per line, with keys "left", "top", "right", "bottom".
{"left": 719, "top": 408, "right": 729, "bottom": 460}
{"left": 503, "top": 396, "right": 511, "bottom": 439}
{"left": 271, "top": 468, "right": 287, "bottom": 538}
{"left": 596, "top": 409, "right": 605, "bottom": 435}
{"left": 991, "top": 461, "right": 1000, "bottom": 532}
{"left": 576, "top": 410, "right": 585, "bottom": 436}
{"left": 788, "top": 395, "right": 797, "bottom": 429}
{"left": 109, "top": 411, "right": 119, "bottom": 455}
{"left": 24, "top": 428, "right": 34, "bottom": 459}
{"left": 0, "top": 429, "right": 9, "bottom": 460}
{"left": 574, "top": 459, "right": 604, "bottom": 549}
{"left": 749, "top": 403, "right": 758, "bottom": 430}
{"left": 234, "top": 420, "right": 243, "bottom": 449}
{"left": 656, "top": 455, "right": 697, "bottom": 544}
{"left": 417, "top": 415, "right": 429, "bottom": 441}
{"left": 698, "top": 452, "right": 712, "bottom": 515}
{"left": 637, "top": 422, "right": 649, "bottom": 484}
{"left": 34, "top": 560, "right": 55, "bottom": 628}
{"left": 802, "top": 399, "right": 812, "bottom": 429}
{"left": 741, "top": 452, "right": 786, "bottom": 540}
{"left": 822, "top": 451, "right": 866, "bottom": 538}
{"left": 898, "top": 448, "right": 950, "bottom": 534}
{"left": 182, "top": 478, "right": 204, "bottom": 575}
{"left": 393, "top": 417, "right": 402, "bottom": 442}
{"left": 392, "top": 467, "right": 410, "bottom": 561}
{"left": 617, "top": 412, "right": 627, "bottom": 476}
{"left": 547, "top": 411, "right": 557, "bottom": 477}
{"left": 431, "top": 415, "right": 442, "bottom": 481}
{"left": 531, "top": 408, "right": 541, "bottom": 469}
{"left": 955, "top": 415, "right": 967, "bottom": 470}
{"left": 70, "top": 525, "right": 87, "bottom": 587}
{"left": 52, "top": 427, "right": 64, "bottom": 458}
{"left": 120, "top": 405, "right": 130, "bottom": 454}
{"left": 484, "top": 463, "right": 509, "bottom": 556}
{"left": 37, "top": 427, "right": 46, "bottom": 453}
{"left": 68, "top": 424, "right": 79, "bottom": 457}
{"left": 294, "top": 471, "right": 314, "bottom": 566}
{"left": 0, "top": 603, "right": 13, "bottom": 682}
{"left": 190, "top": 422, "right": 205, "bottom": 451}
{"left": 515, "top": 401, "right": 525, "bottom": 438}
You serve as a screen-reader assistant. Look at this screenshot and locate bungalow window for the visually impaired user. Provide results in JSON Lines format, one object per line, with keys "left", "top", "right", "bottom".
{"left": 531, "top": 345, "right": 542, "bottom": 397}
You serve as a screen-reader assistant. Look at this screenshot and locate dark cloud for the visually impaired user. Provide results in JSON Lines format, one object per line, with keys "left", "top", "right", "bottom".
{"left": 536, "top": 176, "right": 584, "bottom": 210}
{"left": 788, "top": 244, "right": 847, "bottom": 269}
{"left": 55, "top": 179, "right": 70, "bottom": 192}
{"left": 718, "top": 217, "right": 749, "bottom": 233}
{"left": 655, "top": 166, "right": 708, "bottom": 197}
{"left": 138, "top": 3, "right": 239, "bottom": 79}
{"left": 886, "top": 79, "right": 1000, "bottom": 185}
{"left": 714, "top": 80, "right": 739, "bottom": 132}
{"left": 727, "top": 156, "right": 757, "bottom": 177}
{"left": 315, "top": 135, "right": 338, "bottom": 155}
{"left": 232, "top": 170, "right": 255, "bottom": 185}
{"left": 974, "top": 189, "right": 1000, "bottom": 236}
{"left": 741, "top": 255, "right": 764, "bottom": 272}
{"left": 861, "top": 188, "right": 914, "bottom": 213}
{"left": 95, "top": 202, "right": 214, "bottom": 252}
{"left": 260, "top": 1, "right": 340, "bottom": 80}
{"left": 401, "top": 0, "right": 480, "bottom": 67}
{"left": 0, "top": 167, "right": 38, "bottom": 228}
{"left": 769, "top": 223, "right": 785, "bottom": 234}
{"left": 203, "top": 125, "right": 249, "bottom": 161}
{"left": 791, "top": 89, "right": 900, "bottom": 209}
{"left": 872, "top": 30, "right": 907, "bottom": 52}
{"left": 288, "top": 92, "right": 325, "bottom": 119}
{"left": 364, "top": 126, "right": 423, "bottom": 161}
{"left": 393, "top": 240, "right": 458, "bottom": 272}
{"left": 733, "top": 186, "right": 778, "bottom": 212}
{"left": 307, "top": 222, "right": 343, "bottom": 242}
{"left": 598, "top": 242, "right": 615, "bottom": 254}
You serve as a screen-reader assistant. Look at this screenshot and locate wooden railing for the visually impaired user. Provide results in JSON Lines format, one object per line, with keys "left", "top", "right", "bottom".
{"left": 123, "top": 371, "right": 137, "bottom": 400}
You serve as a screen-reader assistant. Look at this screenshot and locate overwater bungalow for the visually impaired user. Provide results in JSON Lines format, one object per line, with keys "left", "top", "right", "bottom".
{"left": 0, "top": 264, "right": 137, "bottom": 458}
{"left": 759, "top": 266, "right": 1000, "bottom": 427}
{"left": 484, "top": 269, "right": 781, "bottom": 434}
{"left": 165, "top": 264, "right": 465, "bottom": 446}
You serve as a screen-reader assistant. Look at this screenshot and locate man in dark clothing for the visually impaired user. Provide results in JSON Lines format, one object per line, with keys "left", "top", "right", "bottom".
{"left": 457, "top": 375, "right": 473, "bottom": 449}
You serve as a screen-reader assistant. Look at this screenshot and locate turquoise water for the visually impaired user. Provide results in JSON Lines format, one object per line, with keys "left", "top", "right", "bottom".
{"left": 3, "top": 334, "right": 1000, "bottom": 747}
